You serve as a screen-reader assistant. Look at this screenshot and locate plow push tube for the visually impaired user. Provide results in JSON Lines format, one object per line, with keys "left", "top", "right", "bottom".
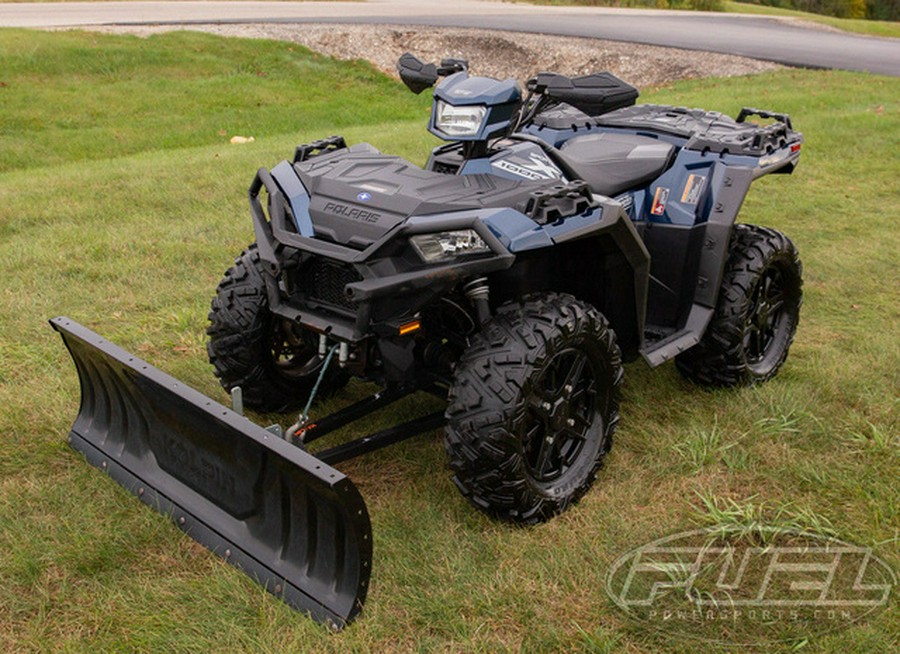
{"left": 50, "top": 317, "right": 372, "bottom": 628}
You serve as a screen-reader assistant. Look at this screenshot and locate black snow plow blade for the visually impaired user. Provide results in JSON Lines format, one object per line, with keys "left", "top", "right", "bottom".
{"left": 50, "top": 317, "right": 372, "bottom": 628}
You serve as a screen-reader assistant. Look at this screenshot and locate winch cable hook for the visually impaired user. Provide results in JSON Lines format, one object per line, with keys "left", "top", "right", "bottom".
{"left": 289, "top": 343, "right": 339, "bottom": 444}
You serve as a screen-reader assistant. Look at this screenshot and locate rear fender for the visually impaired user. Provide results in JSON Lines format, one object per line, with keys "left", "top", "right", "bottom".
{"left": 639, "top": 164, "right": 754, "bottom": 365}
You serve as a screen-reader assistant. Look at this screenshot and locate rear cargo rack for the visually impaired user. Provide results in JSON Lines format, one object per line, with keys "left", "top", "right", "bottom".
{"left": 594, "top": 104, "right": 801, "bottom": 156}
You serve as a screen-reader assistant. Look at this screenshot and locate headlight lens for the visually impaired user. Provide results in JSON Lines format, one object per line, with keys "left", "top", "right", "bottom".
{"left": 410, "top": 230, "right": 491, "bottom": 263}
{"left": 434, "top": 101, "right": 487, "bottom": 137}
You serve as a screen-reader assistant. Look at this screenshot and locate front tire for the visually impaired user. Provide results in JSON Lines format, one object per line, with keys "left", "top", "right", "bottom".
{"left": 676, "top": 224, "right": 802, "bottom": 387}
{"left": 445, "top": 293, "right": 623, "bottom": 524}
{"left": 206, "top": 244, "right": 348, "bottom": 412}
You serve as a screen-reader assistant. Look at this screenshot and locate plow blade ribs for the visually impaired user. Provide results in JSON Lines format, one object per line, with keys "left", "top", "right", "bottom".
{"left": 50, "top": 316, "right": 372, "bottom": 628}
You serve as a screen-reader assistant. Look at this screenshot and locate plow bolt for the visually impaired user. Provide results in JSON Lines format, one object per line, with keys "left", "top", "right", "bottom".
{"left": 231, "top": 387, "right": 244, "bottom": 416}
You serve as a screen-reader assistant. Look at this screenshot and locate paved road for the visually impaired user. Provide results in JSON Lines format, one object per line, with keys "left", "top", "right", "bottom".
{"left": 1, "top": 1, "right": 898, "bottom": 76}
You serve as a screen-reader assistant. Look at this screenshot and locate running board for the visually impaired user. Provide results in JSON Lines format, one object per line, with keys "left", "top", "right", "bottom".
{"left": 640, "top": 305, "right": 713, "bottom": 367}
{"left": 50, "top": 317, "right": 372, "bottom": 629}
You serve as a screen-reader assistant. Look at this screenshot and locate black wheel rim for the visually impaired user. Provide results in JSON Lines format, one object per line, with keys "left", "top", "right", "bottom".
{"left": 521, "top": 346, "right": 601, "bottom": 483}
{"left": 268, "top": 319, "right": 323, "bottom": 381}
{"left": 745, "top": 266, "right": 787, "bottom": 364}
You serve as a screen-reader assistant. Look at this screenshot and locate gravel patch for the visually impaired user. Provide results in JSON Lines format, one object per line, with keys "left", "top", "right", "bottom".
{"left": 86, "top": 23, "right": 780, "bottom": 88}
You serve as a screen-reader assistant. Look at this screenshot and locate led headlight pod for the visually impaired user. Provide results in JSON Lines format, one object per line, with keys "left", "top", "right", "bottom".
{"left": 410, "top": 230, "right": 491, "bottom": 263}
{"left": 433, "top": 101, "right": 487, "bottom": 137}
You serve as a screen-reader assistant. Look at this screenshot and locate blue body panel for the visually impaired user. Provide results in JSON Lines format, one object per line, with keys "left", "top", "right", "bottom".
{"left": 459, "top": 141, "right": 565, "bottom": 183}
{"left": 405, "top": 206, "right": 599, "bottom": 254}
{"left": 640, "top": 150, "right": 760, "bottom": 226}
{"left": 434, "top": 72, "right": 521, "bottom": 106}
{"left": 429, "top": 72, "right": 521, "bottom": 142}
{"left": 642, "top": 150, "right": 714, "bottom": 226}
{"left": 511, "top": 123, "right": 766, "bottom": 228}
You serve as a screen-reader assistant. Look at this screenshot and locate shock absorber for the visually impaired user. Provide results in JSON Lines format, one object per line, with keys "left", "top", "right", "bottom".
{"left": 464, "top": 277, "right": 492, "bottom": 325}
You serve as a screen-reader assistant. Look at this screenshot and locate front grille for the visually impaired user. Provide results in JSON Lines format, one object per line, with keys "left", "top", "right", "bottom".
{"left": 299, "top": 258, "right": 362, "bottom": 312}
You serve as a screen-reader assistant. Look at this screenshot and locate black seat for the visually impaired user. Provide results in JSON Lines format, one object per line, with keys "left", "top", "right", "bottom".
{"left": 556, "top": 132, "right": 675, "bottom": 197}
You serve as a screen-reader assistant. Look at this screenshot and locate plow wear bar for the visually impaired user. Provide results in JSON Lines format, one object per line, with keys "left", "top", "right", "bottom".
{"left": 50, "top": 317, "right": 372, "bottom": 628}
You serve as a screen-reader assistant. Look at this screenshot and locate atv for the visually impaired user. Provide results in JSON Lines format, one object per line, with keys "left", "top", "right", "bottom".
{"left": 52, "top": 54, "right": 803, "bottom": 627}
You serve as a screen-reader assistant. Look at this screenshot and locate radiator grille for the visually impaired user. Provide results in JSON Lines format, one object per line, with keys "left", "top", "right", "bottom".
{"left": 300, "top": 259, "right": 362, "bottom": 312}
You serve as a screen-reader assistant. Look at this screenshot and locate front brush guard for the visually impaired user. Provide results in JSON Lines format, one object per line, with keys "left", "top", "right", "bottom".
{"left": 50, "top": 317, "right": 372, "bottom": 628}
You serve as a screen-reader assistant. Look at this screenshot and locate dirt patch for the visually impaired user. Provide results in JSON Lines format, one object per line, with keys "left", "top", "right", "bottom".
{"left": 86, "top": 23, "right": 780, "bottom": 88}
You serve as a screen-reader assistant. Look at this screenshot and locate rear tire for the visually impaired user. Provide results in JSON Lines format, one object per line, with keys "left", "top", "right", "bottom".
{"left": 675, "top": 224, "right": 802, "bottom": 387}
{"left": 445, "top": 293, "right": 623, "bottom": 524}
{"left": 206, "top": 244, "right": 348, "bottom": 412}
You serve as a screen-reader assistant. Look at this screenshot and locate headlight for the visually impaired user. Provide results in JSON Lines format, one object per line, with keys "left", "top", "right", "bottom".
{"left": 410, "top": 230, "right": 491, "bottom": 263}
{"left": 433, "top": 101, "right": 487, "bottom": 137}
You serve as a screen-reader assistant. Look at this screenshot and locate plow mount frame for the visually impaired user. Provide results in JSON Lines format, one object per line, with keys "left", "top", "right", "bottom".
{"left": 51, "top": 317, "right": 374, "bottom": 629}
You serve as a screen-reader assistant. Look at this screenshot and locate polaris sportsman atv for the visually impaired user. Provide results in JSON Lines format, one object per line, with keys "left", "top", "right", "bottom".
{"left": 52, "top": 54, "right": 803, "bottom": 627}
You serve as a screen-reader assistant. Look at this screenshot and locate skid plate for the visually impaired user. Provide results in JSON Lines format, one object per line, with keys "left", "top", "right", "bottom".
{"left": 50, "top": 317, "right": 372, "bottom": 628}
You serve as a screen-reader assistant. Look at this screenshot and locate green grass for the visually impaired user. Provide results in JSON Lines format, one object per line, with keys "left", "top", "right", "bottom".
{"left": 1, "top": 28, "right": 898, "bottom": 653}
{"left": 0, "top": 29, "right": 423, "bottom": 174}
{"left": 516, "top": 0, "right": 900, "bottom": 37}
{"left": 725, "top": 1, "right": 900, "bottom": 38}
